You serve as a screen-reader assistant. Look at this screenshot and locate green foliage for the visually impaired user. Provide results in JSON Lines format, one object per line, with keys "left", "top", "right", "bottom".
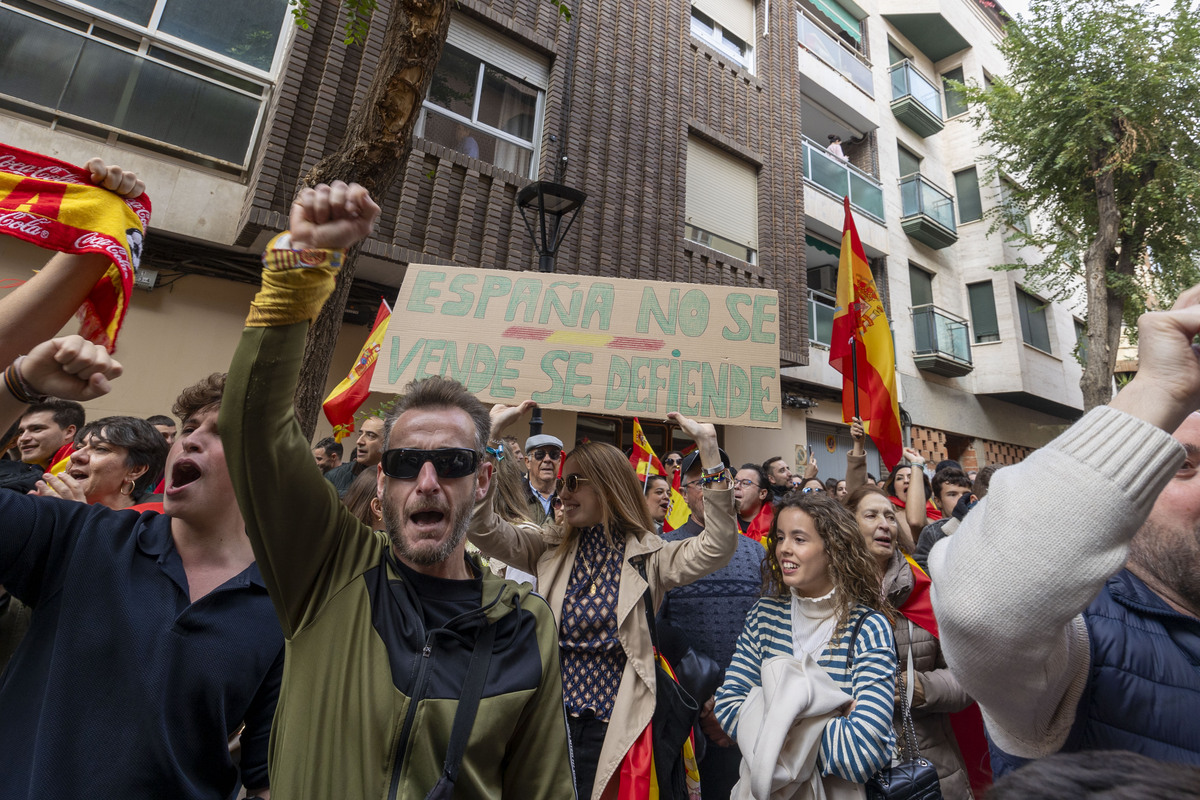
{"left": 962, "top": 0, "right": 1200, "bottom": 321}
{"left": 289, "top": 0, "right": 568, "bottom": 45}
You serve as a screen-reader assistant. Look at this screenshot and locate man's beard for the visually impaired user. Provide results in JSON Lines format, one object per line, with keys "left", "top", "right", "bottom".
{"left": 1128, "top": 519, "right": 1200, "bottom": 614}
{"left": 383, "top": 496, "right": 473, "bottom": 567}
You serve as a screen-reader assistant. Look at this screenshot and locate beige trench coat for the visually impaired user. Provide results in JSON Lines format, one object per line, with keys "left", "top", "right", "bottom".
{"left": 468, "top": 484, "right": 738, "bottom": 800}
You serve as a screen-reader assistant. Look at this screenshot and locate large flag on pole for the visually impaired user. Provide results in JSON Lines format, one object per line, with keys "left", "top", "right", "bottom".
{"left": 629, "top": 418, "right": 691, "bottom": 532}
{"left": 828, "top": 197, "right": 903, "bottom": 470}
{"left": 323, "top": 300, "right": 391, "bottom": 442}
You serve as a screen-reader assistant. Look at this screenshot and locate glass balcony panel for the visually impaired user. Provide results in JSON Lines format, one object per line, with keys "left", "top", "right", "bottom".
{"left": 802, "top": 137, "right": 884, "bottom": 222}
{"left": 848, "top": 171, "right": 884, "bottom": 219}
{"left": 809, "top": 292, "right": 836, "bottom": 345}
{"left": 900, "top": 174, "right": 957, "bottom": 233}
{"left": 797, "top": 10, "right": 873, "bottom": 96}
{"left": 890, "top": 60, "right": 942, "bottom": 118}
{"left": 911, "top": 304, "right": 972, "bottom": 375}
{"left": 808, "top": 146, "right": 850, "bottom": 198}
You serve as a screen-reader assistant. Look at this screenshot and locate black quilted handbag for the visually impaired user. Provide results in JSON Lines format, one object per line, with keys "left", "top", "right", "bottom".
{"left": 865, "top": 619, "right": 943, "bottom": 800}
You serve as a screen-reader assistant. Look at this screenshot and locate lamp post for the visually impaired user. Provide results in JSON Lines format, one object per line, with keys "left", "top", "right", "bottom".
{"left": 516, "top": 181, "right": 587, "bottom": 273}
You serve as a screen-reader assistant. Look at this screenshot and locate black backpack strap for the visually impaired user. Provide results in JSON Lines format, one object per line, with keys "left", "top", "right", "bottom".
{"left": 633, "top": 555, "right": 658, "bottom": 650}
{"left": 425, "top": 621, "right": 497, "bottom": 798}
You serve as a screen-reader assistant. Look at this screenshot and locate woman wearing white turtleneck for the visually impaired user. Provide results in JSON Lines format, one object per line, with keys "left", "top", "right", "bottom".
{"left": 715, "top": 492, "right": 898, "bottom": 788}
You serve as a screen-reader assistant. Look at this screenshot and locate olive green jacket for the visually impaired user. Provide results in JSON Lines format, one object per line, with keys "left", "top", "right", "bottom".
{"left": 223, "top": 323, "right": 575, "bottom": 800}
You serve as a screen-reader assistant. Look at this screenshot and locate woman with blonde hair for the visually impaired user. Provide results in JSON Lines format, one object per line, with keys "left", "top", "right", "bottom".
{"left": 713, "top": 492, "right": 897, "bottom": 793}
{"left": 844, "top": 484, "right": 975, "bottom": 798}
{"left": 470, "top": 402, "right": 737, "bottom": 800}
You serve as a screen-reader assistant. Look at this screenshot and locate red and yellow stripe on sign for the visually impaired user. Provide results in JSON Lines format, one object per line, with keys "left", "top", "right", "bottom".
{"left": 503, "top": 326, "right": 666, "bottom": 352}
{"left": 827, "top": 197, "right": 903, "bottom": 470}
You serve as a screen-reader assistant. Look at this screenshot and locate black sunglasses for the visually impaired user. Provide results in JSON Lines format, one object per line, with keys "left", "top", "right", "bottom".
{"left": 555, "top": 474, "right": 591, "bottom": 494}
{"left": 529, "top": 447, "right": 562, "bottom": 462}
{"left": 380, "top": 448, "right": 480, "bottom": 480}
{"left": 664, "top": 456, "right": 682, "bottom": 465}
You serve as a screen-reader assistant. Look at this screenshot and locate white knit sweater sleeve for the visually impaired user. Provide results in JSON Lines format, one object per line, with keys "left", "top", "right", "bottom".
{"left": 927, "top": 406, "right": 1183, "bottom": 758}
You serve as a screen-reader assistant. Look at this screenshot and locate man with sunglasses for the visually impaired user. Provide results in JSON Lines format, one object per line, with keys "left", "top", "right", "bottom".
{"left": 220, "top": 183, "right": 575, "bottom": 799}
{"left": 524, "top": 432, "right": 563, "bottom": 523}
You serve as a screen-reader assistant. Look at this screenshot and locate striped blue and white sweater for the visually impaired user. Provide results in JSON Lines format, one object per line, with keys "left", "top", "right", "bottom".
{"left": 714, "top": 596, "right": 897, "bottom": 783}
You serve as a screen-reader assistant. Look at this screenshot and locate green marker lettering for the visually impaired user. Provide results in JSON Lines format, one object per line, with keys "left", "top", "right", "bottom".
{"left": 751, "top": 295, "right": 778, "bottom": 344}
{"left": 407, "top": 270, "right": 446, "bottom": 313}
{"left": 750, "top": 366, "right": 779, "bottom": 422}
{"left": 722, "top": 293, "right": 752, "bottom": 340}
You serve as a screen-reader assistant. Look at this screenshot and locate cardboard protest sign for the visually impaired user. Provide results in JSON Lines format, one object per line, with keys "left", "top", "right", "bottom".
{"left": 370, "top": 265, "right": 782, "bottom": 428}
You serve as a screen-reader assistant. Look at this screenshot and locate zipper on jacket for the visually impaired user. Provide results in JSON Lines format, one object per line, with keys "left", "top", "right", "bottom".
{"left": 388, "top": 636, "right": 435, "bottom": 800}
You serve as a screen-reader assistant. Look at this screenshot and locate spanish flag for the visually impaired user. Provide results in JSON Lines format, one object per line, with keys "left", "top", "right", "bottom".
{"left": 629, "top": 418, "right": 691, "bottom": 532}
{"left": 322, "top": 300, "right": 391, "bottom": 442}
{"left": 828, "top": 197, "right": 903, "bottom": 470}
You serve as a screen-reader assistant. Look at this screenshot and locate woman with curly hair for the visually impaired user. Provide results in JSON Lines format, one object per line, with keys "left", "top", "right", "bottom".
{"left": 714, "top": 491, "right": 897, "bottom": 792}
{"left": 845, "top": 484, "right": 975, "bottom": 798}
{"left": 469, "top": 403, "right": 736, "bottom": 800}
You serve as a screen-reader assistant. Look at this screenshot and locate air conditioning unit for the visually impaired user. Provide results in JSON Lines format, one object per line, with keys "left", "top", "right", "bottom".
{"left": 807, "top": 264, "right": 836, "bottom": 294}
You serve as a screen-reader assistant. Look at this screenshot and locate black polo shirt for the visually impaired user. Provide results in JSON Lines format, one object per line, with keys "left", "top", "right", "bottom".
{"left": 0, "top": 493, "right": 283, "bottom": 799}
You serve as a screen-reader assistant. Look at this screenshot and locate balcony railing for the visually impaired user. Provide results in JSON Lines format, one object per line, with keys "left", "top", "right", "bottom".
{"left": 797, "top": 9, "right": 873, "bottom": 96}
{"left": 809, "top": 289, "right": 836, "bottom": 346}
{"left": 801, "top": 136, "right": 885, "bottom": 222}
{"left": 912, "top": 304, "right": 973, "bottom": 376}
{"left": 899, "top": 173, "right": 958, "bottom": 248}
{"left": 890, "top": 60, "right": 944, "bottom": 137}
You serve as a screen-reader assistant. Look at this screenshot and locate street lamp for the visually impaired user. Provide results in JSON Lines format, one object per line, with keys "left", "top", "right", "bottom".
{"left": 516, "top": 181, "right": 587, "bottom": 273}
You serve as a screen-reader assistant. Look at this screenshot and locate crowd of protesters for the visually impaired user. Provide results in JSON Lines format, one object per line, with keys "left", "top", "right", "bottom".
{"left": 0, "top": 161, "right": 1197, "bottom": 800}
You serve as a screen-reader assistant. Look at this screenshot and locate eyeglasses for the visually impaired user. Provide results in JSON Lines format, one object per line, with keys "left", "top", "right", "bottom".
{"left": 529, "top": 447, "right": 562, "bottom": 462}
{"left": 732, "top": 479, "right": 762, "bottom": 489}
{"left": 551, "top": 497, "right": 564, "bottom": 509}
{"left": 380, "top": 448, "right": 480, "bottom": 480}
{"left": 555, "top": 474, "right": 591, "bottom": 494}
{"left": 801, "top": 486, "right": 823, "bottom": 494}
{"left": 664, "top": 457, "right": 682, "bottom": 466}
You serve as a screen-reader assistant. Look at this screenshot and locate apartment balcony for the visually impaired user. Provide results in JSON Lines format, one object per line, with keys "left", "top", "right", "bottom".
{"left": 797, "top": 9, "right": 873, "bottom": 97}
{"left": 900, "top": 173, "right": 957, "bottom": 248}
{"left": 801, "top": 136, "right": 884, "bottom": 222}
{"left": 890, "top": 61, "right": 944, "bottom": 137}
{"left": 911, "top": 304, "right": 973, "bottom": 377}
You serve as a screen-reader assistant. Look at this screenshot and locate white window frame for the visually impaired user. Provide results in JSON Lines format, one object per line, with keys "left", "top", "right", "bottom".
{"left": 416, "top": 17, "right": 547, "bottom": 179}
{"left": 690, "top": 6, "right": 755, "bottom": 71}
{"left": 0, "top": 0, "right": 282, "bottom": 170}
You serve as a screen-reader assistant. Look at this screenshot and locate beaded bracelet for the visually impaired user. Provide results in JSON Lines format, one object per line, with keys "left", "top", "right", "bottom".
{"left": 4, "top": 356, "right": 47, "bottom": 405}
{"left": 698, "top": 468, "right": 732, "bottom": 487}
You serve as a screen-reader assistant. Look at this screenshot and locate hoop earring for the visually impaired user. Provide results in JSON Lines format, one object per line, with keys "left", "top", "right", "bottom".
{"left": 121, "top": 477, "right": 136, "bottom": 496}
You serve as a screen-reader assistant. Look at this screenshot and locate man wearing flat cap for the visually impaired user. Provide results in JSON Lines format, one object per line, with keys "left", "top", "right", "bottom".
{"left": 524, "top": 432, "right": 562, "bottom": 523}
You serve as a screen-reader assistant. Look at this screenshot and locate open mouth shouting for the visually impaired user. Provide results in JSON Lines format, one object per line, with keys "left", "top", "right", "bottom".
{"left": 407, "top": 501, "right": 450, "bottom": 536}
{"left": 167, "top": 459, "right": 202, "bottom": 495}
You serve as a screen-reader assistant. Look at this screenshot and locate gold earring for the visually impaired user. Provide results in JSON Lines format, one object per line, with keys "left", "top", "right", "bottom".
{"left": 121, "top": 477, "right": 136, "bottom": 496}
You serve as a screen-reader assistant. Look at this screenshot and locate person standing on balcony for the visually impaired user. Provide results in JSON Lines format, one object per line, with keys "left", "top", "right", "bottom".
{"left": 827, "top": 135, "right": 849, "bottom": 161}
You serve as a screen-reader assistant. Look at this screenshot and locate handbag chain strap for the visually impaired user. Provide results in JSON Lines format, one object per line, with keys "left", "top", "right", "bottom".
{"left": 896, "top": 618, "right": 923, "bottom": 762}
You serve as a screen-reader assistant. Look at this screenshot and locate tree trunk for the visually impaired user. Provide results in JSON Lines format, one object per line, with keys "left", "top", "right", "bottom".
{"left": 292, "top": 0, "right": 454, "bottom": 441}
{"left": 1080, "top": 162, "right": 1122, "bottom": 411}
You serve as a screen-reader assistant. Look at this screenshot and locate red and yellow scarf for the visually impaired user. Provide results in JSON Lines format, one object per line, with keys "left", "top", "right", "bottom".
{"left": 0, "top": 144, "right": 152, "bottom": 352}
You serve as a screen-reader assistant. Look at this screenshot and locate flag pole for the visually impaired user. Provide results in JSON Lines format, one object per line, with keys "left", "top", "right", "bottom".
{"left": 850, "top": 334, "right": 861, "bottom": 419}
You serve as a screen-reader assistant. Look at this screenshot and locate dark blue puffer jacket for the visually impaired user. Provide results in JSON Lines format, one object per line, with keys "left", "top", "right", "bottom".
{"left": 991, "top": 569, "right": 1200, "bottom": 777}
